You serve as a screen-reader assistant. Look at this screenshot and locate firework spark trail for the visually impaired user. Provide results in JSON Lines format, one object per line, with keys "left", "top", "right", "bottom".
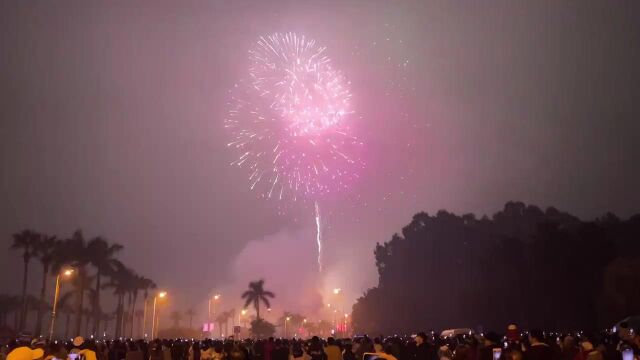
{"left": 226, "top": 32, "right": 363, "bottom": 272}
{"left": 315, "top": 200, "right": 322, "bottom": 272}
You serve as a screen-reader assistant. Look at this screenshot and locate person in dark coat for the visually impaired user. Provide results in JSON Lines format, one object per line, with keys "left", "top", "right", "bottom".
{"left": 523, "top": 330, "right": 554, "bottom": 360}
{"left": 413, "top": 333, "right": 437, "bottom": 360}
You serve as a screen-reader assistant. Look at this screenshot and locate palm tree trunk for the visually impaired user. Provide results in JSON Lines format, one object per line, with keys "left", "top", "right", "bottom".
{"left": 93, "top": 269, "right": 101, "bottom": 335}
{"left": 104, "top": 318, "right": 109, "bottom": 336}
{"left": 255, "top": 299, "right": 260, "bottom": 321}
{"left": 114, "top": 294, "right": 123, "bottom": 338}
{"left": 142, "top": 294, "right": 148, "bottom": 338}
{"left": 75, "top": 280, "right": 85, "bottom": 336}
{"left": 13, "top": 310, "right": 19, "bottom": 331}
{"left": 122, "top": 292, "right": 132, "bottom": 337}
{"left": 85, "top": 313, "right": 91, "bottom": 335}
{"left": 129, "top": 292, "right": 138, "bottom": 337}
{"left": 35, "top": 264, "right": 49, "bottom": 336}
{"left": 65, "top": 313, "right": 71, "bottom": 339}
{"left": 19, "top": 255, "right": 29, "bottom": 331}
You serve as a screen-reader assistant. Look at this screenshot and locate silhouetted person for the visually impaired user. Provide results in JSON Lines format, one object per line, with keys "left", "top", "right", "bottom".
{"left": 478, "top": 332, "right": 502, "bottom": 360}
{"left": 524, "top": 330, "right": 553, "bottom": 360}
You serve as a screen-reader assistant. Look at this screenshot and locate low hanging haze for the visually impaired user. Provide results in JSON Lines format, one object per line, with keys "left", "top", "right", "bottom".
{"left": 1, "top": 1, "right": 640, "bottom": 320}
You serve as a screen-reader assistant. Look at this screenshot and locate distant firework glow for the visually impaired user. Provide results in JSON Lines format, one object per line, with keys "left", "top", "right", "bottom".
{"left": 225, "top": 32, "right": 364, "bottom": 271}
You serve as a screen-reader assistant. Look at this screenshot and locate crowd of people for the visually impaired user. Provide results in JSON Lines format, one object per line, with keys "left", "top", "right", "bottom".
{"left": 1, "top": 323, "right": 639, "bottom": 360}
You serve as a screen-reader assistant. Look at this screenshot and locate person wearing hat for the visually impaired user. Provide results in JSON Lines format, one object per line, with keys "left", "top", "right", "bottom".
{"left": 7, "top": 347, "right": 45, "bottom": 360}
{"left": 70, "top": 337, "right": 85, "bottom": 355}
{"left": 69, "top": 336, "right": 97, "bottom": 360}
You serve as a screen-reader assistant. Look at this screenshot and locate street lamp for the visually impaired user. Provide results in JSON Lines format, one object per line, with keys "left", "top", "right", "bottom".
{"left": 240, "top": 309, "right": 248, "bottom": 328}
{"left": 48, "top": 268, "right": 74, "bottom": 339}
{"left": 151, "top": 291, "right": 167, "bottom": 339}
{"left": 343, "top": 314, "right": 349, "bottom": 336}
{"left": 303, "top": 318, "right": 308, "bottom": 337}
{"left": 208, "top": 294, "right": 221, "bottom": 337}
{"left": 285, "top": 316, "right": 290, "bottom": 338}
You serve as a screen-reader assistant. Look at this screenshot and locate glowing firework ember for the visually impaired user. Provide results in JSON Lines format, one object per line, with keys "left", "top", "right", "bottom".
{"left": 225, "top": 32, "right": 363, "bottom": 272}
{"left": 226, "top": 32, "right": 363, "bottom": 202}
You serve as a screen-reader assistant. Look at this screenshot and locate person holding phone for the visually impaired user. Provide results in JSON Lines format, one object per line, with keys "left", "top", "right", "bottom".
{"left": 479, "top": 332, "right": 502, "bottom": 360}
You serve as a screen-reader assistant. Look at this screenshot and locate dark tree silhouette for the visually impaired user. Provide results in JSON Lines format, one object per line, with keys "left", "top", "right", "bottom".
{"left": 185, "top": 308, "right": 196, "bottom": 329}
{"left": 250, "top": 318, "right": 276, "bottom": 338}
{"left": 352, "top": 201, "right": 640, "bottom": 334}
{"left": 10, "top": 230, "right": 40, "bottom": 331}
{"left": 33, "top": 234, "right": 59, "bottom": 336}
{"left": 241, "top": 280, "right": 275, "bottom": 320}
{"left": 86, "top": 236, "right": 123, "bottom": 335}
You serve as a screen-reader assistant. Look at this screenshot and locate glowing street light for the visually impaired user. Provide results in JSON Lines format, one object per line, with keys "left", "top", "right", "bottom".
{"left": 208, "top": 294, "right": 221, "bottom": 336}
{"left": 284, "top": 316, "right": 291, "bottom": 338}
{"left": 151, "top": 291, "right": 167, "bottom": 338}
{"left": 333, "top": 288, "right": 342, "bottom": 295}
{"left": 49, "top": 268, "right": 74, "bottom": 339}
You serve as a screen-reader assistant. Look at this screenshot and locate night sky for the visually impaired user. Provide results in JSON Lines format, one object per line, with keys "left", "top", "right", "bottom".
{"left": 2, "top": 1, "right": 640, "bottom": 323}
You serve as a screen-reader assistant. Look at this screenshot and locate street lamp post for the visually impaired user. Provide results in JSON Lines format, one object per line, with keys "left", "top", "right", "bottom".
{"left": 240, "top": 309, "right": 248, "bottom": 328}
{"left": 208, "top": 294, "right": 220, "bottom": 337}
{"left": 343, "top": 314, "right": 349, "bottom": 336}
{"left": 303, "top": 318, "right": 308, "bottom": 337}
{"left": 48, "top": 268, "right": 74, "bottom": 339}
{"left": 151, "top": 291, "right": 167, "bottom": 339}
{"left": 284, "top": 316, "right": 290, "bottom": 338}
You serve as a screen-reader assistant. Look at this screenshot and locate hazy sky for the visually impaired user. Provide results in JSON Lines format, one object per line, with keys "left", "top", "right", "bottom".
{"left": 2, "top": 1, "right": 640, "bottom": 324}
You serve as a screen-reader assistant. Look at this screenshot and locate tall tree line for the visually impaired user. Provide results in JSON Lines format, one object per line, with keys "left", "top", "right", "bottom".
{"left": 2, "top": 229, "right": 156, "bottom": 338}
{"left": 352, "top": 201, "right": 640, "bottom": 334}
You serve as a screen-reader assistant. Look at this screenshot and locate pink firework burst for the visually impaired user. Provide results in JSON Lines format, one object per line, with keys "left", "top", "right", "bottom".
{"left": 226, "top": 32, "right": 364, "bottom": 202}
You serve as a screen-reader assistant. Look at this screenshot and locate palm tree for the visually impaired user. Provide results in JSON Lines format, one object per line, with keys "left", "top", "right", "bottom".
{"left": 83, "top": 307, "right": 93, "bottom": 335}
{"left": 185, "top": 308, "right": 196, "bottom": 329}
{"left": 25, "top": 294, "right": 50, "bottom": 332}
{"left": 134, "top": 309, "right": 144, "bottom": 335}
{"left": 318, "top": 320, "right": 332, "bottom": 336}
{"left": 241, "top": 280, "right": 275, "bottom": 321}
{"left": 33, "top": 235, "right": 59, "bottom": 336}
{"left": 11, "top": 229, "right": 41, "bottom": 331}
{"left": 138, "top": 276, "right": 156, "bottom": 338}
{"left": 57, "top": 297, "right": 74, "bottom": 339}
{"left": 103, "top": 262, "right": 134, "bottom": 338}
{"left": 52, "top": 230, "right": 94, "bottom": 336}
{"left": 101, "top": 310, "right": 116, "bottom": 336}
{"left": 0, "top": 294, "right": 21, "bottom": 329}
{"left": 169, "top": 310, "right": 183, "bottom": 328}
{"left": 279, "top": 311, "right": 305, "bottom": 333}
{"left": 215, "top": 312, "right": 227, "bottom": 337}
{"left": 86, "top": 236, "right": 123, "bottom": 335}
{"left": 128, "top": 274, "right": 151, "bottom": 337}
